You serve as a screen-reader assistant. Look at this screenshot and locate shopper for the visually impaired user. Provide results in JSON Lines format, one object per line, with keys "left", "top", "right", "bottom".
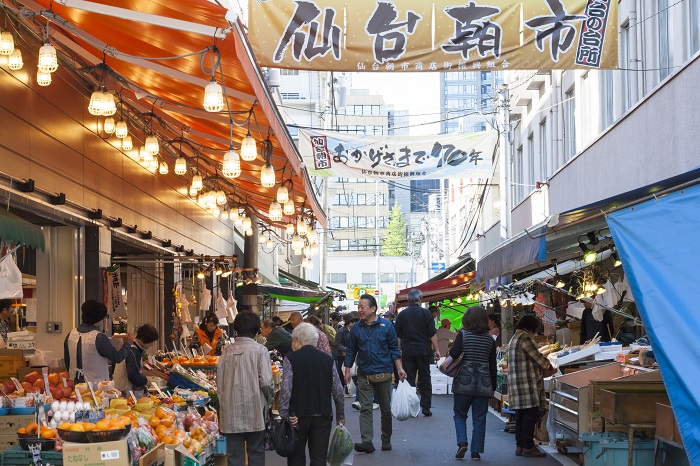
{"left": 344, "top": 294, "right": 406, "bottom": 453}
{"left": 279, "top": 323, "right": 345, "bottom": 466}
{"left": 394, "top": 289, "right": 440, "bottom": 416}
{"left": 579, "top": 300, "right": 615, "bottom": 343}
{"left": 218, "top": 312, "right": 275, "bottom": 466}
{"left": 113, "top": 323, "right": 159, "bottom": 397}
{"left": 190, "top": 313, "right": 228, "bottom": 356}
{"left": 436, "top": 318, "right": 457, "bottom": 359}
{"left": 304, "top": 315, "right": 333, "bottom": 355}
{"left": 450, "top": 306, "right": 497, "bottom": 460}
{"left": 64, "top": 300, "right": 134, "bottom": 384}
{"left": 488, "top": 313, "right": 502, "bottom": 346}
{"left": 0, "top": 299, "right": 12, "bottom": 343}
{"left": 335, "top": 313, "right": 358, "bottom": 396}
{"left": 506, "top": 314, "right": 554, "bottom": 458}
{"left": 260, "top": 319, "right": 293, "bottom": 356}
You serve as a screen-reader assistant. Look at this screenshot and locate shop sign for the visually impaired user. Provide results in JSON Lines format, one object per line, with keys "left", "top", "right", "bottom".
{"left": 347, "top": 284, "right": 378, "bottom": 300}
{"left": 300, "top": 129, "right": 496, "bottom": 180}
{"left": 105, "top": 266, "right": 127, "bottom": 318}
{"left": 248, "top": 0, "right": 618, "bottom": 71}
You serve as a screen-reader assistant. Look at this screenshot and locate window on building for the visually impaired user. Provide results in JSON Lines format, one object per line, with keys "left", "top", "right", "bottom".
{"left": 339, "top": 217, "right": 349, "bottom": 228}
{"left": 602, "top": 71, "right": 614, "bottom": 128}
{"left": 691, "top": 0, "right": 700, "bottom": 55}
{"left": 658, "top": 0, "right": 671, "bottom": 81}
{"left": 331, "top": 217, "right": 340, "bottom": 228}
{"left": 527, "top": 133, "right": 535, "bottom": 196}
{"left": 327, "top": 273, "right": 347, "bottom": 283}
{"left": 410, "top": 179, "right": 440, "bottom": 212}
{"left": 539, "top": 120, "right": 548, "bottom": 180}
{"left": 514, "top": 145, "right": 523, "bottom": 204}
{"left": 564, "top": 88, "right": 576, "bottom": 161}
{"left": 357, "top": 194, "right": 366, "bottom": 205}
{"left": 358, "top": 217, "right": 367, "bottom": 228}
{"left": 361, "top": 273, "right": 375, "bottom": 283}
{"left": 371, "top": 105, "right": 381, "bottom": 115}
{"left": 280, "top": 69, "right": 299, "bottom": 75}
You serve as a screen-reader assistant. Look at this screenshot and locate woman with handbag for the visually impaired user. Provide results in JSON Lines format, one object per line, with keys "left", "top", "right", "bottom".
{"left": 449, "top": 306, "right": 497, "bottom": 461}
{"left": 506, "top": 314, "right": 554, "bottom": 458}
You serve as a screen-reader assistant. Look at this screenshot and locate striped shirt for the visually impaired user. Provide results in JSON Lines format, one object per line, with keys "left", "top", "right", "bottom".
{"left": 449, "top": 330, "right": 497, "bottom": 388}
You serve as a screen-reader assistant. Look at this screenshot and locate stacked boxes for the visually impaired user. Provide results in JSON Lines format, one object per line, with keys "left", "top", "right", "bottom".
{"left": 430, "top": 364, "right": 453, "bottom": 395}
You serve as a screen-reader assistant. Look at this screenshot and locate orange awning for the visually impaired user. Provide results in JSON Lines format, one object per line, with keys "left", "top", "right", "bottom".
{"left": 394, "top": 272, "right": 476, "bottom": 309}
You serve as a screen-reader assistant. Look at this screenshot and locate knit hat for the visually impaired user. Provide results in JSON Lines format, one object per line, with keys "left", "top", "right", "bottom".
{"left": 81, "top": 299, "right": 108, "bottom": 325}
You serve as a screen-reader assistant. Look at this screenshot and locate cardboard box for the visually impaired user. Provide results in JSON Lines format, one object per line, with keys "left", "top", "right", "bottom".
{"left": 164, "top": 444, "right": 199, "bottom": 466}
{"left": 431, "top": 374, "right": 448, "bottom": 385}
{"left": 140, "top": 443, "right": 166, "bottom": 466}
{"left": 432, "top": 383, "right": 448, "bottom": 395}
{"left": 63, "top": 440, "right": 131, "bottom": 466}
{"left": 7, "top": 341, "right": 36, "bottom": 349}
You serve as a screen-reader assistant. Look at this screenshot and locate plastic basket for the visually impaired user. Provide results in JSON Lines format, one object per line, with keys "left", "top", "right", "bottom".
{"left": 17, "top": 434, "right": 56, "bottom": 451}
{"left": 86, "top": 425, "right": 131, "bottom": 443}
{"left": 1, "top": 444, "right": 63, "bottom": 466}
{"left": 168, "top": 372, "right": 208, "bottom": 392}
{"left": 215, "top": 436, "right": 226, "bottom": 455}
{"left": 580, "top": 432, "right": 656, "bottom": 466}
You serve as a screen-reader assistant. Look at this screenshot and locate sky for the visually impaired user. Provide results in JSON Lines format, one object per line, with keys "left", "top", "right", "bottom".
{"left": 350, "top": 72, "right": 442, "bottom": 137}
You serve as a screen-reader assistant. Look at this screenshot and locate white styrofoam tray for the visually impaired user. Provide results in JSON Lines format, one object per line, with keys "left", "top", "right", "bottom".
{"left": 556, "top": 344, "right": 601, "bottom": 366}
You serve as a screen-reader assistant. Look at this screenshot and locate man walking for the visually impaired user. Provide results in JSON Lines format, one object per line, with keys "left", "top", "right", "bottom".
{"left": 345, "top": 294, "right": 406, "bottom": 454}
{"left": 394, "top": 289, "right": 440, "bottom": 416}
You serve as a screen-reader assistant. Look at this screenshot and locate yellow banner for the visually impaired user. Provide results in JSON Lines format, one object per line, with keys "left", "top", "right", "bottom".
{"left": 248, "top": 0, "right": 618, "bottom": 71}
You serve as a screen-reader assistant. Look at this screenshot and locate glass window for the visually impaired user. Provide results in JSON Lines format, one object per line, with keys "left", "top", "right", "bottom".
{"left": 691, "top": 0, "right": 700, "bottom": 55}
{"left": 658, "top": 0, "right": 671, "bottom": 81}
{"left": 357, "top": 194, "right": 366, "bottom": 205}
{"left": 327, "top": 273, "right": 347, "bottom": 283}
{"left": 340, "top": 239, "right": 349, "bottom": 250}
{"left": 564, "top": 88, "right": 576, "bottom": 161}
{"left": 371, "top": 105, "right": 381, "bottom": 115}
{"left": 358, "top": 217, "right": 367, "bottom": 228}
{"left": 280, "top": 69, "right": 299, "bottom": 75}
{"left": 340, "top": 217, "right": 349, "bottom": 228}
{"left": 620, "top": 22, "right": 632, "bottom": 111}
{"left": 539, "top": 119, "right": 548, "bottom": 180}
{"left": 331, "top": 217, "right": 340, "bottom": 228}
{"left": 602, "top": 71, "right": 614, "bottom": 128}
{"left": 410, "top": 179, "right": 440, "bottom": 212}
{"left": 514, "top": 145, "right": 523, "bottom": 204}
{"left": 527, "top": 133, "right": 535, "bottom": 196}
{"left": 361, "top": 273, "right": 375, "bottom": 283}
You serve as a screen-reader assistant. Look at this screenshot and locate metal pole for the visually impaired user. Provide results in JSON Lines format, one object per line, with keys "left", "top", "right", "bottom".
{"left": 628, "top": 10, "right": 639, "bottom": 104}
{"left": 320, "top": 179, "right": 329, "bottom": 289}
{"left": 441, "top": 179, "right": 448, "bottom": 265}
{"left": 499, "top": 84, "right": 511, "bottom": 241}
{"left": 410, "top": 237, "right": 415, "bottom": 286}
{"left": 375, "top": 180, "right": 380, "bottom": 294}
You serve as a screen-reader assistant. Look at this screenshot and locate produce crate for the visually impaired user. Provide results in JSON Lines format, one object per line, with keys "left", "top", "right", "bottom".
{"left": 215, "top": 436, "right": 226, "bottom": 455}
{"left": 182, "top": 452, "right": 201, "bottom": 466}
{"left": 0, "top": 350, "right": 26, "bottom": 380}
{"left": 580, "top": 432, "right": 655, "bottom": 466}
{"left": 1, "top": 444, "right": 63, "bottom": 466}
{"left": 168, "top": 372, "right": 208, "bottom": 392}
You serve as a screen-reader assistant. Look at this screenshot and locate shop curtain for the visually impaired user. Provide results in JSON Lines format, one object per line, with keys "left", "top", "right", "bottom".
{"left": 607, "top": 183, "right": 700, "bottom": 466}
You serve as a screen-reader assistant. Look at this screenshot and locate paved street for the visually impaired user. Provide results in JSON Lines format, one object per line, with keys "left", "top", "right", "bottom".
{"left": 262, "top": 394, "right": 578, "bottom": 466}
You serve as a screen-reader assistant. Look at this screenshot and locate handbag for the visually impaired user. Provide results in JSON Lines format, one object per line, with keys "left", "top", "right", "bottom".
{"left": 439, "top": 354, "right": 463, "bottom": 378}
{"left": 263, "top": 410, "right": 276, "bottom": 452}
{"left": 274, "top": 416, "right": 297, "bottom": 457}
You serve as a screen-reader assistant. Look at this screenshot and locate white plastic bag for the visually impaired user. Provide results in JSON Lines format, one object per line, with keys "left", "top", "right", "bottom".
{"left": 0, "top": 254, "right": 23, "bottom": 299}
{"left": 347, "top": 379, "right": 356, "bottom": 397}
{"left": 391, "top": 380, "right": 420, "bottom": 421}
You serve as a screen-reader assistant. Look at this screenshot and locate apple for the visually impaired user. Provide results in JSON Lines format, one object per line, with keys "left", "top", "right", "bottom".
{"left": 2, "top": 381, "right": 16, "bottom": 394}
{"left": 24, "top": 373, "right": 39, "bottom": 385}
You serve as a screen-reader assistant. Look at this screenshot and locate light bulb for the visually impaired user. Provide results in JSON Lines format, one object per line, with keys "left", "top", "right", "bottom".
{"left": 303, "top": 245, "right": 311, "bottom": 256}
{"left": 234, "top": 216, "right": 243, "bottom": 228}
{"left": 291, "top": 233, "right": 304, "bottom": 251}
{"left": 121, "top": 135, "right": 133, "bottom": 150}
{"left": 231, "top": 209, "right": 241, "bottom": 222}
{"left": 243, "top": 216, "right": 252, "bottom": 231}
{"left": 191, "top": 174, "right": 203, "bottom": 191}
{"left": 88, "top": 91, "right": 105, "bottom": 115}
{"left": 197, "top": 269, "right": 205, "bottom": 279}
{"left": 258, "top": 232, "right": 267, "bottom": 244}
{"left": 221, "top": 209, "right": 230, "bottom": 220}
{"left": 307, "top": 229, "right": 318, "bottom": 244}
{"left": 37, "top": 70, "right": 51, "bottom": 86}
{"left": 115, "top": 120, "right": 128, "bottom": 138}
{"left": 286, "top": 223, "right": 295, "bottom": 235}
{"left": 147, "top": 159, "right": 158, "bottom": 172}
{"left": 583, "top": 250, "right": 597, "bottom": 264}
{"left": 457, "top": 297, "right": 463, "bottom": 303}
{"left": 596, "top": 286, "right": 606, "bottom": 295}
{"left": 0, "top": 32, "right": 14, "bottom": 55}
{"left": 188, "top": 185, "right": 197, "bottom": 197}
{"left": 245, "top": 229, "right": 253, "bottom": 237}
{"left": 266, "top": 238, "right": 274, "bottom": 250}
{"left": 269, "top": 201, "right": 282, "bottom": 221}
{"left": 139, "top": 146, "right": 153, "bottom": 162}
{"left": 8, "top": 49, "right": 22, "bottom": 70}
{"left": 203, "top": 77, "right": 224, "bottom": 112}
{"left": 260, "top": 163, "right": 275, "bottom": 187}
{"left": 145, "top": 135, "right": 159, "bottom": 155}
{"left": 38, "top": 42, "right": 58, "bottom": 73}
{"left": 174, "top": 156, "right": 187, "bottom": 175}
{"left": 216, "top": 190, "right": 227, "bottom": 206}
{"left": 297, "top": 217, "right": 308, "bottom": 236}
{"left": 283, "top": 199, "right": 295, "bottom": 216}
{"left": 159, "top": 162, "right": 169, "bottom": 175}
{"left": 276, "top": 185, "right": 289, "bottom": 204}
{"left": 221, "top": 148, "right": 241, "bottom": 178}
{"left": 240, "top": 132, "right": 257, "bottom": 161}
{"left": 101, "top": 93, "right": 116, "bottom": 116}
{"left": 103, "top": 117, "right": 116, "bottom": 134}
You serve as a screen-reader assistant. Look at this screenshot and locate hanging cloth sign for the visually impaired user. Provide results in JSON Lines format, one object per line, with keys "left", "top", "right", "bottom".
{"left": 299, "top": 129, "right": 496, "bottom": 179}
{"left": 248, "top": 0, "right": 618, "bottom": 71}
{"left": 105, "top": 266, "right": 126, "bottom": 318}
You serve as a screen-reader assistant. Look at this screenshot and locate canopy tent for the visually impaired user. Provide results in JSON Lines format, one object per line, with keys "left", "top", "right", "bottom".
{"left": 394, "top": 272, "right": 475, "bottom": 309}
{"left": 257, "top": 283, "right": 329, "bottom": 304}
{"left": 0, "top": 209, "right": 45, "bottom": 251}
{"left": 278, "top": 269, "right": 322, "bottom": 291}
{"left": 424, "top": 256, "right": 475, "bottom": 283}
{"left": 607, "top": 182, "right": 700, "bottom": 466}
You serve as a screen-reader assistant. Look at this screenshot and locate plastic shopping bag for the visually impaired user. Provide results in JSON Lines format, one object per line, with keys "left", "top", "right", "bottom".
{"left": 0, "top": 254, "right": 23, "bottom": 299}
{"left": 391, "top": 380, "right": 420, "bottom": 421}
{"left": 327, "top": 424, "right": 354, "bottom": 466}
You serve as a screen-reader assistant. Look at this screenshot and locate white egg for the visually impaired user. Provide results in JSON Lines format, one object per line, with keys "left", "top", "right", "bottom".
{"left": 49, "top": 418, "right": 57, "bottom": 429}
{"left": 52, "top": 411, "right": 63, "bottom": 422}
{"left": 69, "top": 412, "right": 76, "bottom": 423}
{"left": 59, "top": 401, "right": 67, "bottom": 411}
{"left": 67, "top": 401, "right": 76, "bottom": 412}
{"left": 51, "top": 401, "right": 60, "bottom": 412}
{"left": 75, "top": 402, "right": 84, "bottom": 411}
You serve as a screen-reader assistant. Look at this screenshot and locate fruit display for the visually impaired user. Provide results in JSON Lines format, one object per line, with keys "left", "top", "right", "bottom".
{"left": 161, "top": 355, "right": 218, "bottom": 367}
{"left": 2, "top": 371, "right": 75, "bottom": 402}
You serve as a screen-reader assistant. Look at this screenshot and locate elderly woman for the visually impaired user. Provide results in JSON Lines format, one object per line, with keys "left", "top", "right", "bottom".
{"left": 506, "top": 314, "right": 554, "bottom": 458}
{"left": 279, "top": 323, "right": 345, "bottom": 466}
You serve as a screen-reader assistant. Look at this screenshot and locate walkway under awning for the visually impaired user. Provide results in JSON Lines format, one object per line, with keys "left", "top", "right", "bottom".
{"left": 0, "top": 210, "right": 45, "bottom": 251}
{"left": 395, "top": 272, "right": 475, "bottom": 309}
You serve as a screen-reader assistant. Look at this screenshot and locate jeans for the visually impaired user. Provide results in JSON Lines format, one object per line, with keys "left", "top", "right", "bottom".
{"left": 453, "top": 394, "right": 489, "bottom": 452}
{"left": 225, "top": 431, "right": 265, "bottom": 466}
{"left": 515, "top": 407, "right": 540, "bottom": 450}
{"left": 357, "top": 375, "right": 392, "bottom": 445}
{"left": 288, "top": 416, "right": 332, "bottom": 466}
{"left": 401, "top": 353, "right": 432, "bottom": 410}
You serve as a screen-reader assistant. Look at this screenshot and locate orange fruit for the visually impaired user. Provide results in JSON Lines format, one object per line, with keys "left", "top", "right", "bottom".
{"left": 155, "top": 425, "right": 168, "bottom": 436}
{"left": 17, "top": 428, "right": 26, "bottom": 435}
{"left": 26, "top": 422, "right": 38, "bottom": 434}
{"left": 149, "top": 417, "right": 161, "bottom": 428}
{"left": 95, "top": 420, "right": 110, "bottom": 431}
{"left": 58, "top": 422, "right": 72, "bottom": 430}
{"left": 117, "top": 416, "right": 132, "bottom": 426}
{"left": 109, "top": 419, "right": 125, "bottom": 430}
{"left": 160, "top": 417, "right": 174, "bottom": 428}
{"left": 70, "top": 424, "right": 85, "bottom": 432}
{"left": 41, "top": 429, "right": 56, "bottom": 439}
{"left": 83, "top": 422, "right": 96, "bottom": 432}
{"left": 48, "top": 374, "right": 60, "bottom": 386}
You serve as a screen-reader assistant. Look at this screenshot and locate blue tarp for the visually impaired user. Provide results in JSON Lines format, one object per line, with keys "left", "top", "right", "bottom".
{"left": 607, "top": 184, "right": 700, "bottom": 466}
{"left": 476, "top": 225, "right": 547, "bottom": 283}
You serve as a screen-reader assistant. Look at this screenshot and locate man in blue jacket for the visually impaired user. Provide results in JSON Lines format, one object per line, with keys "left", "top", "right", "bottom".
{"left": 344, "top": 294, "right": 406, "bottom": 454}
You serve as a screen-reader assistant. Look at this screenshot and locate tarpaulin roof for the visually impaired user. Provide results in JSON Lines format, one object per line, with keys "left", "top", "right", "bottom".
{"left": 11, "top": 0, "right": 324, "bottom": 227}
{"left": 0, "top": 209, "right": 45, "bottom": 251}
{"left": 257, "top": 283, "right": 329, "bottom": 304}
{"left": 607, "top": 182, "right": 700, "bottom": 466}
{"left": 395, "top": 272, "right": 475, "bottom": 309}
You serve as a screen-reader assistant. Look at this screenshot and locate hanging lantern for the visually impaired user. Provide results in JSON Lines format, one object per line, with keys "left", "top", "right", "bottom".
{"left": 0, "top": 31, "right": 14, "bottom": 55}
{"left": 266, "top": 238, "right": 274, "bottom": 250}
{"left": 103, "top": 117, "right": 116, "bottom": 134}
{"left": 37, "top": 42, "right": 58, "bottom": 73}
{"left": 283, "top": 199, "right": 295, "bottom": 216}
{"left": 101, "top": 93, "right": 117, "bottom": 116}
{"left": 191, "top": 174, "right": 203, "bottom": 191}
{"left": 245, "top": 228, "right": 253, "bottom": 237}
{"left": 243, "top": 216, "right": 252, "bottom": 231}
{"left": 88, "top": 91, "right": 106, "bottom": 115}
{"left": 140, "top": 146, "right": 155, "bottom": 162}
{"left": 216, "top": 190, "right": 227, "bottom": 206}
{"left": 145, "top": 135, "right": 159, "bottom": 155}
{"left": 221, "top": 148, "right": 241, "bottom": 179}
{"left": 115, "top": 120, "right": 128, "bottom": 138}
{"left": 8, "top": 49, "right": 23, "bottom": 70}
{"left": 286, "top": 223, "right": 295, "bottom": 235}
{"left": 121, "top": 135, "right": 133, "bottom": 151}
{"left": 307, "top": 228, "right": 318, "bottom": 244}
{"left": 188, "top": 184, "right": 197, "bottom": 197}
{"left": 260, "top": 162, "right": 275, "bottom": 188}
{"left": 221, "top": 209, "right": 230, "bottom": 221}
{"left": 203, "top": 77, "right": 224, "bottom": 112}
{"left": 310, "top": 243, "right": 318, "bottom": 255}
{"left": 258, "top": 232, "right": 267, "bottom": 244}
{"left": 269, "top": 201, "right": 282, "bottom": 221}
{"left": 37, "top": 70, "right": 51, "bottom": 86}
{"left": 240, "top": 132, "right": 258, "bottom": 161}
{"left": 276, "top": 185, "right": 289, "bottom": 204}
{"left": 234, "top": 215, "right": 243, "bottom": 228}
{"left": 159, "top": 162, "right": 169, "bottom": 175}
{"left": 174, "top": 156, "right": 187, "bottom": 175}
{"left": 230, "top": 209, "right": 240, "bottom": 222}
{"left": 297, "top": 217, "right": 308, "bottom": 236}
{"left": 291, "top": 233, "right": 304, "bottom": 252}
{"left": 147, "top": 159, "right": 159, "bottom": 172}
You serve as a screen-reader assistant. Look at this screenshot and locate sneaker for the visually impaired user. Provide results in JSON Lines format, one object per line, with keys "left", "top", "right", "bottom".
{"left": 372, "top": 403, "right": 380, "bottom": 410}
{"left": 455, "top": 445, "right": 468, "bottom": 459}
{"left": 515, "top": 448, "right": 523, "bottom": 456}
{"left": 471, "top": 452, "right": 481, "bottom": 461}
{"left": 521, "top": 447, "right": 547, "bottom": 458}
{"left": 352, "top": 401, "right": 361, "bottom": 410}
{"left": 354, "top": 442, "right": 376, "bottom": 454}
{"left": 422, "top": 408, "right": 432, "bottom": 416}
{"left": 381, "top": 443, "right": 392, "bottom": 451}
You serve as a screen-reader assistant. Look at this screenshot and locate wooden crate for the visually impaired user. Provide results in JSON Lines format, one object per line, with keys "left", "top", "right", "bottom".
{"left": 587, "top": 377, "right": 664, "bottom": 434}
{"left": 0, "top": 350, "right": 26, "bottom": 379}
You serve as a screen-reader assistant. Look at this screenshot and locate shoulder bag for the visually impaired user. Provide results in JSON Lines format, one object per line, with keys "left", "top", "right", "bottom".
{"left": 439, "top": 331, "right": 464, "bottom": 378}
{"left": 274, "top": 416, "right": 297, "bottom": 457}
{"left": 451, "top": 333, "right": 494, "bottom": 397}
